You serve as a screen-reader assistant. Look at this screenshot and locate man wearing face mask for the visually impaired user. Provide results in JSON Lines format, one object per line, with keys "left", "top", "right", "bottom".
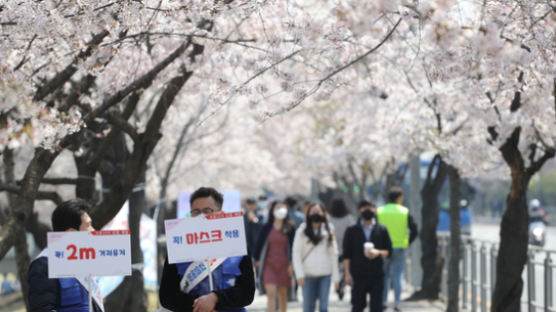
{"left": 343, "top": 200, "right": 392, "bottom": 312}
{"left": 159, "top": 187, "right": 255, "bottom": 312}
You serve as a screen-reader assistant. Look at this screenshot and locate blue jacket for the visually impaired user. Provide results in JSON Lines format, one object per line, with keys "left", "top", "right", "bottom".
{"left": 159, "top": 255, "right": 255, "bottom": 312}
{"left": 176, "top": 257, "right": 244, "bottom": 312}
{"left": 27, "top": 256, "right": 102, "bottom": 312}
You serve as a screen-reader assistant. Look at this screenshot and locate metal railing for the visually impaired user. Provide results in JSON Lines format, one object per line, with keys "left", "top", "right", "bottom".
{"left": 434, "top": 233, "right": 556, "bottom": 312}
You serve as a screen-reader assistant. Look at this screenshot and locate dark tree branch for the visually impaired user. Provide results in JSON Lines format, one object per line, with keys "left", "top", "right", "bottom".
{"left": 89, "top": 92, "right": 139, "bottom": 169}
{"left": 33, "top": 30, "right": 109, "bottom": 102}
{"left": 40, "top": 177, "right": 79, "bottom": 185}
{"left": 486, "top": 91, "right": 495, "bottom": 103}
{"left": 510, "top": 91, "right": 521, "bottom": 112}
{"left": 0, "top": 184, "right": 22, "bottom": 193}
{"left": 425, "top": 154, "right": 440, "bottom": 187}
{"left": 35, "top": 192, "right": 63, "bottom": 205}
{"left": 0, "top": 148, "right": 60, "bottom": 260}
{"left": 92, "top": 50, "right": 199, "bottom": 229}
{"left": 13, "top": 34, "right": 37, "bottom": 71}
{"left": 527, "top": 148, "right": 556, "bottom": 177}
{"left": 317, "top": 18, "right": 402, "bottom": 87}
{"left": 0, "top": 184, "right": 63, "bottom": 205}
{"left": 510, "top": 72, "right": 524, "bottom": 112}
{"left": 526, "top": 128, "right": 556, "bottom": 177}
{"left": 105, "top": 111, "right": 140, "bottom": 143}
{"left": 553, "top": 77, "right": 556, "bottom": 119}
{"left": 91, "top": 70, "right": 192, "bottom": 228}
{"left": 424, "top": 97, "right": 442, "bottom": 133}
{"left": 59, "top": 74, "right": 97, "bottom": 112}
{"left": 84, "top": 39, "right": 192, "bottom": 124}
{"left": 499, "top": 127, "right": 523, "bottom": 172}
{"left": 528, "top": 143, "right": 538, "bottom": 168}
{"left": 267, "top": 18, "right": 402, "bottom": 117}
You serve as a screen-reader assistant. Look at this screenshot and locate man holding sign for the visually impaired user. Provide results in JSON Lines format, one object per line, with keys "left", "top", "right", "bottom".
{"left": 159, "top": 187, "right": 255, "bottom": 312}
{"left": 27, "top": 199, "right": 103, "bottom": 312}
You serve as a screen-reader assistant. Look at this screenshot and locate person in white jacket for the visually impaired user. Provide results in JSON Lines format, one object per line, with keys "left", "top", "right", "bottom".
{"left": 292, "top": 202, "right": 340, "bottom": 312}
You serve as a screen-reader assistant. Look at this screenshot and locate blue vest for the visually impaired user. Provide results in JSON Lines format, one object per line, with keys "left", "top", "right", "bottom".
{"left": 57, "top": 278, "right": 91, "bottom": 312}
{"left": 177, "top": 257, "right": 245, "bottom": 312}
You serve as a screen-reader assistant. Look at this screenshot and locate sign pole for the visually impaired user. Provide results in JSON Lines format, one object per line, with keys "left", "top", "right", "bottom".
{"left": 88, "top": 274, "right": 93, "bottom": 312}
{"left": 206, "top": 259, "right": 214, "bottom": 291}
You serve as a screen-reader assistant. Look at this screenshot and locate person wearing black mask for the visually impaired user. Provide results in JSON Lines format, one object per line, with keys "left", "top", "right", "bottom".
{"left": 342, "top": 200, "right": 392, "bottom": 312}
{"left": 292, "top": 202, "right": 339, "bottom": 312}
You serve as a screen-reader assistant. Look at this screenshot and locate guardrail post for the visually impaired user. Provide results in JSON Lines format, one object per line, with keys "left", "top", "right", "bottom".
{"left": 472, "top": 242, "right": 477, "bottom": 312}
{"left": 545, "top": 254, "right": 552, "bottom": 312}
{"left": 528, "top": 251, "right": 536, "bottom": 312}
{"left": 481, "top": 243, "right": 487, "bottom": 312}
{"left": 490, "top": 245, "right": 497, "bottom": 293}
{"left": 463, "top": 239, "right": 469, "bottom": 310}
{"left": 442, "top": 237, "right": 448, "bottom": 299}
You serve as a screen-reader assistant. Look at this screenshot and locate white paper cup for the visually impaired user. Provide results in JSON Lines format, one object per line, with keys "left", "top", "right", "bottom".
{"left": 364, "top": 242, "right": 374, "bottom": 253}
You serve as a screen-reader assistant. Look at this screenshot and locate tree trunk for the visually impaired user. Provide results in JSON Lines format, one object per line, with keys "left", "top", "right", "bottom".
{"left": 13, "top": 220, "right": 30, "bottom": 311}
{"left": 491, "top": 128, "right": 531, "bottom": 312}
{"left": 491, "top": 162, "right": 530, "bottom": 312}
{"left": 75, "top": 155, "right": 98, "bottom": 201}
{"left": 447, "top": 165, "right": 461, "bottom": 312}
{"left": 25, "top": 212, "right": 49, "bottom": 250}
{"left": 409, "top": 154, "right": 447, "bottom": 300}
{"left": 104, "top": 171, "right": 148, "bottom": 312}
{"left": 3, "top": 149, "right": 31, "bottom": 311}
{"left": 97, "top": 131, "right": 147, "bottom": 312}
{"left": 489, "top": 80, "right": 556, "bottom": 310}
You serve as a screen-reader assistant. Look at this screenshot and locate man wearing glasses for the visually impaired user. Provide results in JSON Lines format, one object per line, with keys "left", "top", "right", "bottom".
{"left": 159, "top": 187, "right": 255, "bottom": 312}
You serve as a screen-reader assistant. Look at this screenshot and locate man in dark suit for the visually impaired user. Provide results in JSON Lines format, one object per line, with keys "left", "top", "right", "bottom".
{"left": 343, "top": 200, "right": 392, "bottom": 312}
{"left": 159, "top": 187, "right": 255, "bottom": 312}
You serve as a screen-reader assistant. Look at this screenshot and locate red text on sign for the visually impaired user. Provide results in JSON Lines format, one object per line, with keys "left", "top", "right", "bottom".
{"left": 66, "top": 244, "right": 96, "bottom": 260}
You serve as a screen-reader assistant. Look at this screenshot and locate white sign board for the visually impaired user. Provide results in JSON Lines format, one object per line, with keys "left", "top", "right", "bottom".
{"left": 177, "top": 190, "right": 241, "bottom": 218}
{"left": 165, "top": 212, "right": 246, "bottom": 263}
{"left": 47, "top": 230, "right": 132, "bottom": 278}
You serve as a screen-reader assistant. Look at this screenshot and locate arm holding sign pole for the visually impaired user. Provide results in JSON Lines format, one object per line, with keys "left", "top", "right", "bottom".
{"left": 210, "top": 254, "right": 255, "bottom": 310}
{"left": 160, "top": 257, "right": 195, "bottom": 311}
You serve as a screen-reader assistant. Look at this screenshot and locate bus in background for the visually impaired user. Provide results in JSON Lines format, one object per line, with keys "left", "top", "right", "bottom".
{"left": 437, "top": 199, "right": 472, "bottom": 235}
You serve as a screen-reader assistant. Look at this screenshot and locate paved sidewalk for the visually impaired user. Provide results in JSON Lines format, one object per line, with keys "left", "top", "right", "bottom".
{"left": 245, "top": 284, "right": 446, "bottom": 311}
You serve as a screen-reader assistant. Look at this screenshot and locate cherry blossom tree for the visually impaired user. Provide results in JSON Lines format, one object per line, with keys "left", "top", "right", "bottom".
{"left": 1, "top": 1, "right": 407, "bottom": 310}
{"left": 374, "top": 0, "right": 555, "bottom": 309}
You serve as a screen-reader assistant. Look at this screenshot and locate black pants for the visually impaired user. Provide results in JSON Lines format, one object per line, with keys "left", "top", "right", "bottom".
{"left": 351, "top": 275, "right": 384, "bottom": 312}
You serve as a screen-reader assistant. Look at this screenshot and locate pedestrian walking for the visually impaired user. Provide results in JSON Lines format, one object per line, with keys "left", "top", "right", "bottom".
{"left": 292, "top": 202, "right": 340, "bottom": 312}
{"left": 243, "top": 198, "right": 261, "bottom": 256}
{"left": 378, "top": 187, "right": 418, "bottom": 311}
{"left": 343, "top": 200, "right": 392, "bottom": 312}
{"left": 327, "top": 198, "right": 356, "bottom": 301}
{"left": 254, "top": 201, "right": 296, "bottom": 312}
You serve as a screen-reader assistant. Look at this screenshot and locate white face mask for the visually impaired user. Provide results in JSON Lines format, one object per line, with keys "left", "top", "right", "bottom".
{"left": 274, "top": 207, "right": 288, "bottom": 220}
